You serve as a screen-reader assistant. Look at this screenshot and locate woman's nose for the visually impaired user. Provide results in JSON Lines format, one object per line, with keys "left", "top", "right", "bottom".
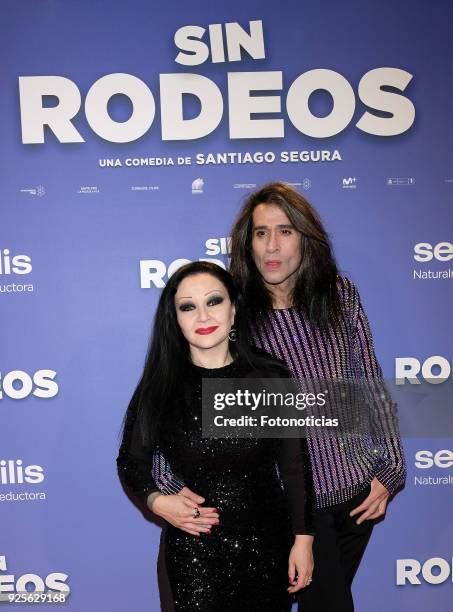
{"left": 197, "top": 305, "right": 210, "bottom": 321}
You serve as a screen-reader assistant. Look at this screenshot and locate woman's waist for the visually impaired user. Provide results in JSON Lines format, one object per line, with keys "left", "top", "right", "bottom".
{"left": 187, "top": 476, "right": 289, "bottom": 527}
{"left": 185, "top": 466, "right": 283, "bottom": 498}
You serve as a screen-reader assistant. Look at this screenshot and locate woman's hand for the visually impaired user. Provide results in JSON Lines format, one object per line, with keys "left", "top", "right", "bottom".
{"left": 148, "top": 493, "right": 220, "bottom": 536}
{"left": 287, "top": 535, "right": 314, "bottom": 594}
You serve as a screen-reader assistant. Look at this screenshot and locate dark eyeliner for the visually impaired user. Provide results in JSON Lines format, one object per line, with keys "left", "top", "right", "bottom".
{"left": 208, "top": 296, "right": 224, "bottom": 306}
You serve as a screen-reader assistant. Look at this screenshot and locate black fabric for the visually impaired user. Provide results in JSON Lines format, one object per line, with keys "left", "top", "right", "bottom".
{"left": 117, "top": 355, "right": 315, "bottom": 610}
{"left": 297, "top": 486, "right": 374, "bottom": 612}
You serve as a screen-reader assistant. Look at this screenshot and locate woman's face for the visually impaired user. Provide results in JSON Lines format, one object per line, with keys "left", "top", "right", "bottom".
{"left": 174, "top": 273, "right": 235, "bottom": 354}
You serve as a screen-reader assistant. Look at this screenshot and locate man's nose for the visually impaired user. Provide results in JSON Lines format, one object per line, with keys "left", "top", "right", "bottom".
{"left": 266, "top": 230, "right": 280, "bottom": 252}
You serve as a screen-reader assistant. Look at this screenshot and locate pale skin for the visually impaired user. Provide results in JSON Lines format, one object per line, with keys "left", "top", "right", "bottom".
{"left": 251, "top": 203, "right": 303, "bottom": 309}
{"left": 149, "top": 272, "right": 314, "bottom": 592}
{"left": 349, "top": 477, "right": 390, "bottom": 524}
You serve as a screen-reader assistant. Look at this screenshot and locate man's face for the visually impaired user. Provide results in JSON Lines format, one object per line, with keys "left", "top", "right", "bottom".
{"left": 251, "top": 203, "right": 302, "bottom": 291}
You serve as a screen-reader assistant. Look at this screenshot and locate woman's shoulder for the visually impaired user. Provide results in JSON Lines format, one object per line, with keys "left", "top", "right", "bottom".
{"left": 241, "top": 347, "right": 290, "bottom": 378}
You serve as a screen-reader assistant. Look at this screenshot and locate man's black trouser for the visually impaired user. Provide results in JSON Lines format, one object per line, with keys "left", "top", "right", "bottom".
{"left": 297, "top": 486, "right": 374, "bottom": 612}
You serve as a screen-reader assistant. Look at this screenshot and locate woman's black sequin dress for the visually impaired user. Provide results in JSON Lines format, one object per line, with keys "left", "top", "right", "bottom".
{"left": 117, "top": 357, "right": 314, "bottom": 612}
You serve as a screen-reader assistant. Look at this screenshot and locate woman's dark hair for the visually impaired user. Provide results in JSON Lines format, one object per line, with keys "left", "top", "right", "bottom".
{"left": 123, "top": 261, "right": 281, "bottom": 449}
{"left": 230, "top": 182, "right": 341, "bottom": 328}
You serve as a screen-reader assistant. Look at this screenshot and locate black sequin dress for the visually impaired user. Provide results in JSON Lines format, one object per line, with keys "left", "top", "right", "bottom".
{"left": 117, "top": 357, "right": 314, "bottom": 612}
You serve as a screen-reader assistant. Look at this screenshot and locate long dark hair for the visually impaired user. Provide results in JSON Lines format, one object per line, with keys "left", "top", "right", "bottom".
{"left": 124, "top": 261, "right": 281, "bottom": 449}
{"left": 230, "top": 182, "right": 341, "bottom": 328}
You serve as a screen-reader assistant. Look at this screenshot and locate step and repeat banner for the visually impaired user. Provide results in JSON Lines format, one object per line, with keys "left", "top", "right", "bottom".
{"left": 1, "top": 1, "right": 452, "bottom": 610}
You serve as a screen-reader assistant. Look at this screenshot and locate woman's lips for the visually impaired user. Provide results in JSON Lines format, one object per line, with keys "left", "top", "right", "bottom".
{"left": 195, "top": 326, "right": 219, "bottom": 335}
{"left": 265, "top": 260, "right": 282, "bottom": 269}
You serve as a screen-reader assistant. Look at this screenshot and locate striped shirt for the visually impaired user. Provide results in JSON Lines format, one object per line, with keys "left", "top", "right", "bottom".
{"left": 249, "top": 276, "right": 406, "bottom": 507}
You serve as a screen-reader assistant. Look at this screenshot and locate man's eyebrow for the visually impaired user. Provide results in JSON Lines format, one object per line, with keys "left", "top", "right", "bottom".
{"left": 252, "top": 224, "right": 294, "bottom": 230}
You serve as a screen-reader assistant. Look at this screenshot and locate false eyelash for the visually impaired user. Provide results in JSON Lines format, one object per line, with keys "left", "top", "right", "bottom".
{"left": 178, "top": 296, "right": 224, "bottom": 311}
{"left": 208, "top": 296, "right": 224, "bottom": 306}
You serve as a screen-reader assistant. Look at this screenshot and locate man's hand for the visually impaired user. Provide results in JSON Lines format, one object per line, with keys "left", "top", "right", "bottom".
{"left": 149, "top": 486, "right": 220, "bottom": 536}
{"left": 350, "top": 478, "right": 390, "bottom": 525}
{"left": 178, "top": 486, "right": 205, "bottom": 505}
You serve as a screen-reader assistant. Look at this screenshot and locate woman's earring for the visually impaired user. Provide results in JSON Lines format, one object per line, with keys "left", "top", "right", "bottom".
{"left": 228, "top": 327, "right": 237, "bottom": 342}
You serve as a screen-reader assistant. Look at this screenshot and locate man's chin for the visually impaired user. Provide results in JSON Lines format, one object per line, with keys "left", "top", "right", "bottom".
{"left": 262, "top": 274, "right": 290, "bottom": 286}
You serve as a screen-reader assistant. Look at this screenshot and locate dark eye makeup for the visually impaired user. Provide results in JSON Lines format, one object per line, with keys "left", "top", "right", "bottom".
{"left": 207, "top": 295, "right": 224, "bottom": 306}
{"left": 178, "top": 294, "right": 224, "bottom": 312}
{"left": 179, "top": 302, "right": 195, "bottom": 312}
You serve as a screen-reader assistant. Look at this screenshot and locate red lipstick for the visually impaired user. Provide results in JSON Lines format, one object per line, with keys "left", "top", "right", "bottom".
{"left": 195, "top": 326, "right": 219, "bottom": 335}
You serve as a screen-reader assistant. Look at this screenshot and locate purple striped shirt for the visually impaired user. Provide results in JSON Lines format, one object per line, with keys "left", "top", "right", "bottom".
{"left": 248, "top": 276, "right": 406, "bottom": 507}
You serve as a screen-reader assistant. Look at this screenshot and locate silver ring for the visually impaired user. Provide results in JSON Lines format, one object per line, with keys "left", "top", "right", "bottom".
{"left": 192, "top": 508, "right": 201, "bottom": 519}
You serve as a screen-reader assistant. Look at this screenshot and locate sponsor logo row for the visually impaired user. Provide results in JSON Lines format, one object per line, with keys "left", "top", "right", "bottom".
{"left": 22, "top": 176, "right": 441, "bottom": 198}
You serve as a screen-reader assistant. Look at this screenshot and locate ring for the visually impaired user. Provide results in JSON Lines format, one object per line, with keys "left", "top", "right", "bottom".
{"left": 192, "top": 508, "right": 201, "bottom": 519}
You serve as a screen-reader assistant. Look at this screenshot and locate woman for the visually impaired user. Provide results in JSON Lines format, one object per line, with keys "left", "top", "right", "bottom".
{"left": 117, "top": 261, "right": 314, "bottom": 611}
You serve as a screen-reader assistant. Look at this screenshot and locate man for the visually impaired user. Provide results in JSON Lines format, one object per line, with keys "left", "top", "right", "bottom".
{"left": 154, "top": 182, "right": 406, "bottom": 611}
